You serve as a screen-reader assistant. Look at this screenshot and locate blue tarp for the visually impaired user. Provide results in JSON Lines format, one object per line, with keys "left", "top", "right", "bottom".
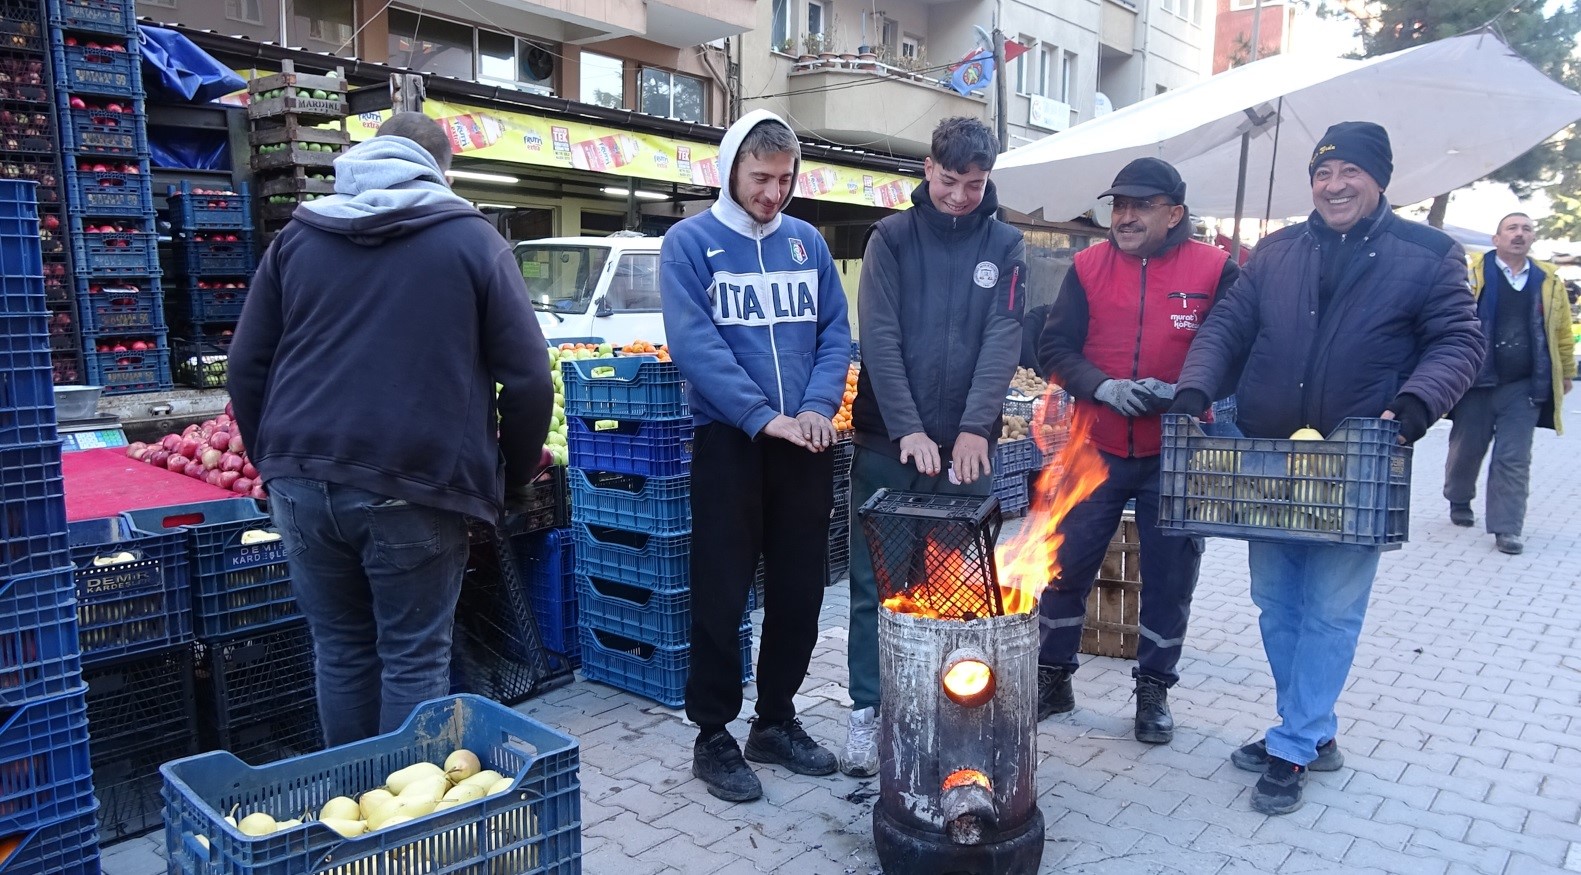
{"left": 139, "top": 25, "right": 246, "bottom": 103}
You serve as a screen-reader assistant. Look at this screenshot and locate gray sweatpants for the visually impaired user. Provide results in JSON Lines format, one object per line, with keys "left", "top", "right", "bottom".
{"left": 1443, "top": 382, "right": 1541, "bottom": 536}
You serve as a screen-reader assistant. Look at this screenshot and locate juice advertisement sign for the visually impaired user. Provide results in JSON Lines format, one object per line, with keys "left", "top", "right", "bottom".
{"left": 436, "top": 113, "right": 505, "bottom": 153}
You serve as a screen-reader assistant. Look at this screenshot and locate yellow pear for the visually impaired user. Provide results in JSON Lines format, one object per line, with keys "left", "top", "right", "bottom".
{"left": 385, "top": 762, "right": 445, "bottom": 795}
{"left": 459, "top": 769, "right": 503, "bottom": 790}
{"left": 359, "top": 789, "right": 394, "bottom": 820}
{"left": 399, "top": 776, "right": 450, "bottom": 805}
{"left": 194, "top": 834, "right": 210, "bottom": 851}
{"left": 432, "top": 798, "right": 464, "bottom": 813}
{"left": 318, "top": 796, "right": 360, "bottom": 822}
{"left": 486, "top": 777, "right": 514, "bottom": 796}
{"left": 444, "top": 749, "right": 481, "bottom": 784}
{"left": 1289, "top": 428, "right": 1324, "bottom": 441}
{"left": 319, "top": 817, "right": 368, "bottom": 838}
{"left": 376, "top": 814, "right": 414, "bottom": 831}
{"left": 443, "top": 783, "right": 485, "bottom": 803}
{"left": 237, "top": 812, "right": 278, "bottom": 837}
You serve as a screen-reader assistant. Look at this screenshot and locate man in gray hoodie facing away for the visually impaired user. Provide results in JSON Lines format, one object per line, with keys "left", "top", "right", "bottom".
{"left": 229, "top": 113, "right": 552, "bottom": 746}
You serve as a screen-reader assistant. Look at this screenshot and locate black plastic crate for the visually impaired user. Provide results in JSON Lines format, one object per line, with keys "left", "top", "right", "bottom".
{"left": 83, "top": 643, "right": 197, "bottom": 747}
{"left": 171, "top": 329, "right": 233, "bottom": 390}
{"left": 208, "top": 700, "right": 323, "bottom": 767}
{"left": 194, "top": 621, "right": 317, "bottom": 733}
{"left": 509, "top": 464, "right": 566, "bottom": 534}
{"left": 452, "top": 530, "right": 570, "bottom": 701}
{"left": 92, "top": 726, "right": 198, "bottom": 846}
{"left": 0, "top": 15, "right": 45, "bottom": 55}
{"left": 68, "top": 515, "right": 193, "bottom": 664}
{"left": 0, "top": 100, "right": 57, "bottom": 153}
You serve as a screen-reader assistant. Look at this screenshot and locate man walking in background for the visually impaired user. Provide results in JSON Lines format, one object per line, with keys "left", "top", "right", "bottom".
{"left": 229, "top": 112, "right": 553, "bottom": 746}
{"left": 662, "top": 110, "right": 852, "bottom": 802}
{"left": 1443, "top": 212, "right": 1574, "bottom": 554}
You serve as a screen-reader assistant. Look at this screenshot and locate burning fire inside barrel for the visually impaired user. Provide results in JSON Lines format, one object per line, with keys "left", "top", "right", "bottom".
{"left": 859, "top": 394, "right": 1107, "bottom": 875}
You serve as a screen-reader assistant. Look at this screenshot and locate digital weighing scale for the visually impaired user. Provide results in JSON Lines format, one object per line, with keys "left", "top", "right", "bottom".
{"left": 59, "top": 414, "right": 128, "bottom": 452}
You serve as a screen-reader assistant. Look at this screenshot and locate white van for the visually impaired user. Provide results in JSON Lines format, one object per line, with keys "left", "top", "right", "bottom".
{"left": 514, "top": 233, "right": 667, "bottom": 347}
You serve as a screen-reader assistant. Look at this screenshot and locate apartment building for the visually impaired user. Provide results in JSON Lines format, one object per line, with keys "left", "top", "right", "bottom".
{"left": 1211, "top": 0, "right": 1296, "bottom": 73}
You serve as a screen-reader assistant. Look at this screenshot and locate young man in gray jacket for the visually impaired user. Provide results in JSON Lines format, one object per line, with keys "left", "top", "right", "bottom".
{"left": 840, "top": 116, "right": 1025, "bottom": 777}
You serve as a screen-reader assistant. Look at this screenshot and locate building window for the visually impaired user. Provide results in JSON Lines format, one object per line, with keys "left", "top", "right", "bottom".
{"left": 1060, "top": 51, "right": 1075, "bottom": 104}
{"left": 641, "top": 68, "right": 705, "bottom": 123}
{"left": 1015, "top": 36, "right": 1035, "bottom": 93}
{"left": 771, "top": 0, "right": 791, "bottom": 51}
{"left": 1229, "top": 0, "right": 1280, "bottom": 8}
{"left": 807, "top": 0, "right": 826, "bottom": 44}
{"left": 879, "top": 17, "right": 898, "bottom": 52}
{"left": 901, "top": 35, "right": 921, "bottom": 60}
{"left": 582, "top": 52, "right": 624, "bottom": 109}
{"left": 476, "top": 29, "right": 517, "bottom": 83}
{"left": 388, "top": 10, "right": 474, "bottom": 81}
{"left": 226, "top": 0, "right": 262, "bottom": 24}
{"left": 1039, "top": 44, "right": 1056, "bottom": 97}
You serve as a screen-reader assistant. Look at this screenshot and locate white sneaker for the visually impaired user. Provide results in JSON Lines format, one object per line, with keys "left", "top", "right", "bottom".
{"left": 840, "top": 707, "right": 879, "bottom": 777}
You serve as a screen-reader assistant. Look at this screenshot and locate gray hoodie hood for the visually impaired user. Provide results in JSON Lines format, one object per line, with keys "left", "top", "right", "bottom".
{"left": 709, "top": 110, "right": 799, "bottom": 239}
{"left": 294, "top": 135, "right": 478, "bottom": 244}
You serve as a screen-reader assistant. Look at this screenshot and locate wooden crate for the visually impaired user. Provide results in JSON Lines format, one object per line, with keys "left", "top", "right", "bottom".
{"left": 1080, "top": 511, "right": 1140, "bottom": 658}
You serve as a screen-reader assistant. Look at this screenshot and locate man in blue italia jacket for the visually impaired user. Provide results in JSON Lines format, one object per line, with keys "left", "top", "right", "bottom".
{"left": 1170, "top": 122, "right": 1484, "bottom": 815}
{"left": 661, "top": 110, "right": 852, "bottom": 803}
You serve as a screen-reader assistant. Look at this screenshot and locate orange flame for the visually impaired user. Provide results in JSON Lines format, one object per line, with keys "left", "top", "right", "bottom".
{"left": 994, "top": 389, "right": 1110, "bottom": 614}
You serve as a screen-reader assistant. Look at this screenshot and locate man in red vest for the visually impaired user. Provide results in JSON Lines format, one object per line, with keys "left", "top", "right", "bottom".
{"left": 1035, "top": 157, "right": 1238, "bottom": 743}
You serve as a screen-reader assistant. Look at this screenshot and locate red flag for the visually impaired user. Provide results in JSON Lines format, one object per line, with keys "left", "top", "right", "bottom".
{"left": 1003, "top": 40, "right": 1030, "bottom": 63}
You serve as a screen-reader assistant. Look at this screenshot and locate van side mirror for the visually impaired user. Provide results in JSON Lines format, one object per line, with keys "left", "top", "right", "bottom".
{"left": 594, "top": 296, "right": 613, "bottom": 317}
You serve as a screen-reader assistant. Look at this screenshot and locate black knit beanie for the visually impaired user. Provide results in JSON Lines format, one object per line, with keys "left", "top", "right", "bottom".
{"left": 1309, "top": 121, "right": 1392, "bottom": 190}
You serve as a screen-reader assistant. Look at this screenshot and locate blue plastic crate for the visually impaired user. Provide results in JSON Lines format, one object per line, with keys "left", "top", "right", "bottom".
{"left": 510, "top": 527, "right": 577, "bottom": 658}
{"left": 161, "top": 695, "right": 582, "bottom": 875}
{"left": 1158, "top": 415, "right": 1411, "bottom": 549}
{"left": 123, "top": 498, "right": 300, "bottom": 639}
{"left": 0, "top": 442, "right": 68, "bottom": 578}
{"left": 572, "top": 522, "right": 689, "bottom": 594}
{"left": 51, "top": 39, "right": 141, "bottom": 98}
{"left": 577, "top": 574, "right": 690, "bottom": 648}
{"left": 562, "top": 355, "right": 688, "bottom": 419}
{"left": 61, "top": 101, "right": 147, "bottom": 156}
{"left": 83, "top": 334, "right": 171, "bottom": 395}
{"left": 567, "top": 415, "right": 693, "bottom": 477}
{"left": 0, "top": 568, "right": 82, "bottom": 709}
{"left": 168, "top": 181, "right": 252, "bottom": 231}
{"left": 75, "top": 278, "right": 162, "bottom": 332}
{"left": 0, "top": 687, "right": 96, "bottom": 836}
{"left": 64, "top": 155, "right": 153, "bottom": 217}
{"left": 579, "top": 621, "right": 751, "bottom": 708}
{"left": 70, "top": 220, "right": 158, "bottom": 274}
{"left": 994, "top": 438, "right": 1038, "bottom": 475}
{"left": 0, "top": 180, "right": 44, "bottom": 309}
{"left": 194, "top": 621, "right": 315, "bottom": 739}
{"left": 0, "top": 313, "right": 58, "bottom": 446}
{"left": 173, "top": 234, "right": 256, "bottom": 277}
{"left": 48, "top": 0, "right": 138, "bottom": 37}
{"left": 0, "top": 803, "right": 101, "bottom": 874}
{"left": 83, "top": 643, "right": 197, "bottom": 749}
{"left": 68, "top": 516, "right": 194, "bottom": 665}
{"left": 568, "top": 467, "right": 690, "bottom": 535}
{"left": 168, "top": 284, "right": 247, "bottom": 323}
{"left": 992, "top": 471, "right": 1029, "bottom": 518}
{"left": 1211, "top": 395, "right": 1239, "bottom": 425}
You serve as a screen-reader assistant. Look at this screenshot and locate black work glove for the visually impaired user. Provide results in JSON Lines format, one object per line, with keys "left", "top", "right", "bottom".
{"left": 1094, "top": 379, "right": 1151, "bottom": 417}
{"left": 1168, "top": 388, "right": 1210, "bottom": 418}
{"left": 1386, "top": 394, "right": 1431, "bottom": 445}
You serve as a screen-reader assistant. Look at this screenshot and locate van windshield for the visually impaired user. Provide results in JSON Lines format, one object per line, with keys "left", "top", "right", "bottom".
{"left": 516, "top": 245, "right": 611, "bottom": 313}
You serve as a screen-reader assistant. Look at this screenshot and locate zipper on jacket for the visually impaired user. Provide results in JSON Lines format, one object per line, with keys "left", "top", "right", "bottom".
{"left": 1127, "top": 257, "right": 1149, "bottom": 457}
{"left": 757, "top": 228, "right": 787, "bottom": 414}
{"left": 1168, "top": 291, "right": 1209, "bottom": 308}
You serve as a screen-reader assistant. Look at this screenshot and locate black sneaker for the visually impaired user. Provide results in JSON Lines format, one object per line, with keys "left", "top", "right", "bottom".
{"left": 1250, "top": 756, "right": 1307, "bottom": 815}
{"left": 744, "top": 718, "right": 838, "bottom": 776}
{"left": 1036, "top": 665, "right": 1074, "bottom": 720}
{"left": 1449, "top": 503, "right": 1474, "bottom": 527}
{"left": 1495, "top": 534, "right": 1523, "bottom": 555}
{"left": 1231, "top": 738, "right": 1343, "bottom": 773}
{"left": 1134, "top": 677, "right": 1174, "bottom": 744}
{"left": 693, "top": 731, "right": 763, "bottom": 802}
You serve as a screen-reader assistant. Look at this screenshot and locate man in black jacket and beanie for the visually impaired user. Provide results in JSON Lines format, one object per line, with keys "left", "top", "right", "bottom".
{"left": 840, "top": 116, "right": 1025, "bottom": 778}
{"left": 1170, "top": 121, "right": 1484, "bottom": 816}
{"left": 229, "top": 113, "right": 552, "bottom": 747}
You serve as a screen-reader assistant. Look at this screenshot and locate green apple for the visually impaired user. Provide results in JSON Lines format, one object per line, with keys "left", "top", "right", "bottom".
{"left": 597, "top": 342, "right": 613, "bottom": 357}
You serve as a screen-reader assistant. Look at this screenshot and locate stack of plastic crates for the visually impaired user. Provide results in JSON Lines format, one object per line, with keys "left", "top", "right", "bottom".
{"left": 161, "top": 695, "right": 582, "bottom": 875}
{"left": 0, "top": 176, "right": 101, "bottom": 872}
{"left": 165, "top": 180, "right": 251, "bottom": 389}
{"left": 121, "top": 498, "right": 320, "bottom": 767}
{"left": 67, "top": 514, "right": 196, "bottom": 845}
{"left": 564, "top": 354, "right": 751, "bottom": 707}
{"left": 0, "top": 0, "right": 75, "bottom": 384}
{"left": 992, "top": 435, "right": 1039, "bottom": 519}
{"left": 47, "top": 0, "right": 167, "bottom": 394}
{"left": 827, "top": 435, "right": 854, "bottom": 583}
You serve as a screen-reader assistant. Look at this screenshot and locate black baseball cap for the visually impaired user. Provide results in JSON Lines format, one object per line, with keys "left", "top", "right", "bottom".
{"left": 1100, "top": 157, "right": 1187, "bottom": 204}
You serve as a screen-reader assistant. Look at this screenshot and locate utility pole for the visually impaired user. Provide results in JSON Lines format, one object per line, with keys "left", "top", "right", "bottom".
{"left": 992, "top": 25, "right": 1008, "bottom": 152}
{"left": 1228, "top": 0, "right": 1263, "bottom": 263}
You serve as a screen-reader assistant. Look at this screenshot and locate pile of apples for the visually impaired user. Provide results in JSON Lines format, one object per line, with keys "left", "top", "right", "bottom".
{"left": 194, "top": 280, "right": 246, "bottom": 294}
{"left": 83, "top": 223, "right": 138, "bottom": 245}
{"left": 190, "top": 232, "right": 245, "bottom": 244}
{"left": 65, "top": 95, "right": 133, "bottom": 116}
{"left": 0, "top": 56, "right": 45, "bottom": 86}
{"left": 60, "top": 36, "right": 128, "bottom": 53}
{"left": 124, "top": 404, "right": 266, "bottom": 500}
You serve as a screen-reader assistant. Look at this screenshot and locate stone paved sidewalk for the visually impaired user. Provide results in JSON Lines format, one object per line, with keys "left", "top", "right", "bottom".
{"left": 104, "top": 422, "right": 1581, "bottom": 874}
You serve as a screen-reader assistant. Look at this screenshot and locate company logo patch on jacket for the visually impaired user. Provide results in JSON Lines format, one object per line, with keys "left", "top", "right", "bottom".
{"left": 1166, "top": 291, "right": 1211, "bottom": 331}
{"left": 789, "top": 238, "right": 809, "bottom": 264}
{"left": 974, "top": 261, "right": 999, "bottom": 288}
{"left": 710, "top": 270, "right": 821, "bottom": 326}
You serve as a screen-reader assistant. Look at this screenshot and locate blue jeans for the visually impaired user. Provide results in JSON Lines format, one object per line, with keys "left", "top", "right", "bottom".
{"left": 1248, "top": 540, "right": 1381, "bottom": 766}
{"left": 268, "top": 477, "right": 470, "bottom": 747}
